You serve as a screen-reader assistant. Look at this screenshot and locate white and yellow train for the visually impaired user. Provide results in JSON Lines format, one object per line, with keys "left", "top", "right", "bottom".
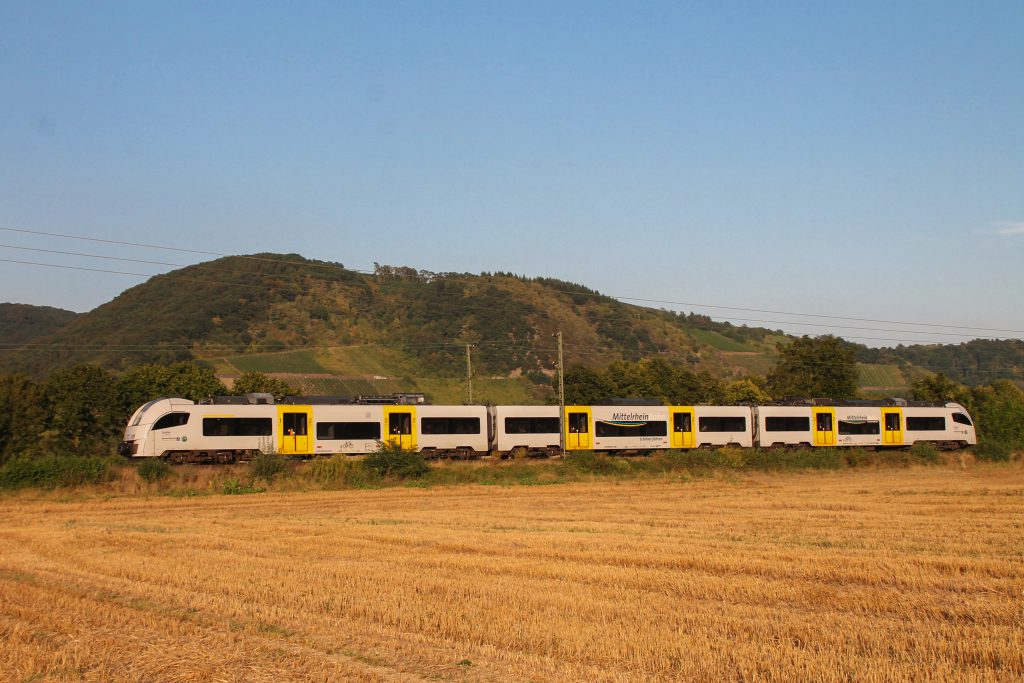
{"left": 119, "top": 395, "right": 977, "bottom": 462}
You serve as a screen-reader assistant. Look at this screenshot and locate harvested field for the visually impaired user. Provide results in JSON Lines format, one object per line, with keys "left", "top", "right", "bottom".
{"left": 1, "top": 466, "right": 1022, "bottom": 681}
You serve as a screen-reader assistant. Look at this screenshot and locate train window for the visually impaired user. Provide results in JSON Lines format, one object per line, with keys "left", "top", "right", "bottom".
{"left": 388, "top": 412, "right": 412, "bottom": 435}
{"left": 421, "top": 417, "right": 481, "bottom": 434}
{"left": 596, "top": 420, "right": 668, "bottom": 437}
{"left": 906, "top": 416, "right": 946, "bottom": 431}
{"left": 884, "top": 413, "right": 901, "bottom": 431}
{"left": 202, "top": 417, "right": 273, "bottom": 437}
{"left": 505, "top": 417, "right": 560, "bottom": 434}
{"left": 282, "top": 412, "right": 307, "bottom": 436}
{"left": 838, "top": 420, "right": 880, "bottom": 435}
{"left": 699, "top": 416, "right": 747, "bottom": 433}
{"left": 816, "top": 413, "right": 833, "bottom": 432}
{"left": 317, "top": 422, "right": 381, "bottom": 440}
{"left": 952, "top": 413, "right": 973, "bottom": 426}
{"left": 568, "top": 412, "right": 589, "bottom": 434}
{"left": 153, "top": 412, "right": 190, "bottom": 430}
{"left": 765, "top": 416, "right": 810, "bottom": 432}
{"left": 673, "top": 413, "right": 692, "bottom": 433}
{"left": 132, "top": 399, "right": 163, "bottom": 426}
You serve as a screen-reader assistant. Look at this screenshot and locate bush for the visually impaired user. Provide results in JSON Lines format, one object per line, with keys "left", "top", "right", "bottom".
{"left": 909, "top": 442, "right": 940, "bottom": 464}
{"left": 222, "top": 479, "right": 264, "bottom": 495}
{"left": 975, "top": 440, "right": 1012, "bottom": 462}
{"left": 564, "top": 451, "right": 627, "bottom": 475}
{"left": 249, "top": 452, "right": 288, "bottom": 484}
{"left": 0, "top": 455, "right": 117, "bottom": 490}
{"left": 363, "top": 442, "right": 429, "bottom": 479}
{"left": 309, "top": 455, "right": 372, "bottom": 488}
{"left": 137, "top": 457, "right": 171, "bottom": 483}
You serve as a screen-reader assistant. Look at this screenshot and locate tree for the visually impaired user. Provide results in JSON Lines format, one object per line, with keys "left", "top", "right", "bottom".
{"left": 232, "top": 371, "right": 298, "bottom": 401}
{"left": 0, "top": 375, "right": 47, "bottom": 461}
{"left": 911, "top": 372, "right": 972, "bottom": 408}
{"left": 559, "top": 365, "right": 610, "bottom": 405}
{"left": 118, "top": 362, "right": 227, "bottom": 416}
{"left": 969, "top": 380, "right": 1024, "bottom": 448}
{"left": 767, "top": 335, "right": 858, "bottom": 400}
{"left": 558, "top": 359, "right": 725, "bottom": 405}
{"left": 723, "top": 377, "right": 771, "bottom": 405}
{"left": 44, "top": 365, "right": 123, "bottom": 453}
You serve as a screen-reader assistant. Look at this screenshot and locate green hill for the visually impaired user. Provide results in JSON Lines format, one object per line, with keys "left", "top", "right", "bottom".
{"left": 1, "top": 254, "right": 1020, "bottom": 400}
{"left": 0, "top": 303, "right": 78, "bottom": 349}
{"left": 0, "top": 254, "right": 781, "bottom": 384}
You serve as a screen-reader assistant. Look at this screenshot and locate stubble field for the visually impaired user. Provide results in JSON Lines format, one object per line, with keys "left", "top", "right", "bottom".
{"left": 1, "top": 465, "right": 1022, "bottom": 682}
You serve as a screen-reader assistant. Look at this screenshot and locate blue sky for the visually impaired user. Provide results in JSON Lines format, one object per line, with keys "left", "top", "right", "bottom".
{"left": 1, "top": 1, "right": 1022, "bottom": 347}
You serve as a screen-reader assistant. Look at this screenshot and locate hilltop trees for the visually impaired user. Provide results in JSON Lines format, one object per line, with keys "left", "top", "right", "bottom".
{"left": 767, "top": 335, "right": 859, "bottom": 400}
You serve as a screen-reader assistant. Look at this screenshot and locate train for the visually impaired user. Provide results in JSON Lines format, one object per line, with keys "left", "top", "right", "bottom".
{"left": 119, "top": 393, "right": 977, "bottom": 462}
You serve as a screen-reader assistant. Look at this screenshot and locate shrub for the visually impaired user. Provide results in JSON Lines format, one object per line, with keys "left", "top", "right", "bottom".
{"left": 975, "top": 440, "right": 1012, "bottom": 462}
{"left": 909, "top": 442, "right": 940, "bottom": 464}
{"left": 564, "top": 451, "right": 626, "bottom": 475}
{"left": 363, "top": 442, "right": 429, "bottom": 479}
{"left": 309, "top": 455, "right": 372, "bottom": 488}
{"left": 222, "top": 479, "right": 264, "bottom": 495}
{"left": 249, "top": 452, "right": 288, "bottom": 484}
{"left": 137, "top": 458, "right": 171, "bottom": 483}
{"left": 711, "top": 447, "right": 746, "bottom": 469}
{"left": 0, "top": 455, "right": 117, "bottom": 490}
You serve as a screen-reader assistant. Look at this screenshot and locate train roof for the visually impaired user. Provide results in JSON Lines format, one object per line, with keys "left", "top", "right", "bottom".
{"left": 768, "top": 397, "right": 958, "bottom": 408}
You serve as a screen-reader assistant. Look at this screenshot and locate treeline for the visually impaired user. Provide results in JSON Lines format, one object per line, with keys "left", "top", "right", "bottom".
{"left": 0, "top": 363, "right": 296, "bottom": 461}
{"left": 859, "top": 338, "right": 1024, "bottom": 386}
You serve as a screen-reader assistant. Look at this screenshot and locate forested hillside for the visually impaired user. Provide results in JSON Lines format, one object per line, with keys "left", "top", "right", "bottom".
{"left": 1, "top": 254, "right": 1021, "bottom": 397}
{"left": 861, "top": 339, "right": 1024, "bottom": 386}
{"left": 0, "top": 303, "right": 78, "bottom": 347}
{"left": 0, "top": 255, "right": 783, "bottom": 382}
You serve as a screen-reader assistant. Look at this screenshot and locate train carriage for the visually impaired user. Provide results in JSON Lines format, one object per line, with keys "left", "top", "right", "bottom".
{"left": 563, "top": 404, "right": 670, "bottom": 451}
{"left": 415, "top": 404, "right": 489, "bottom": 457}
{"left": 900, "top": 404, "right": 976, "bottom": 449}
{"left": 690, "top": 406, "right": 755, "bottom": 448}
{"left": 752, "top": 402, "right": 976, "bottom": 449}
{"left": 492, "top": 405, "right": 561, "bottom": 457}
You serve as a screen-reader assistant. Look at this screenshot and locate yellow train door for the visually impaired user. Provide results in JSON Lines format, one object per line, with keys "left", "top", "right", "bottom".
{"left": 670, "top": 407, "right": 695, "bottom": 449}
{"left": 812, "top": 408, "right": 836, "bottom": 447}
{"left": 277, "top": 406, "right": 313, "bottom": 455}
{"left": 882, "top": 408, "right": 904, "bottom": 446}
{"left": 384, "top": 406, "right": 417, "bottom": 450}
{"left": 564, "top": 407, "right": 592, "bottom": 450}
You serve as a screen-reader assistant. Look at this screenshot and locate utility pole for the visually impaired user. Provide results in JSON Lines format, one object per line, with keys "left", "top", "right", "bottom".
{"left": 556, "top": 330, "right": 565, "bottom": 457}
{"left": 466, "top": 343, "right": 473, "bottom": 404}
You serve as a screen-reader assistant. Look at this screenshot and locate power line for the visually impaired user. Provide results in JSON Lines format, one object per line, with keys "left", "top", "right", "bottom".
{"left": 0, "top": 258, "right": 268, "bottom": 289}
{"left": 0, "top": 226, "right": 371, "bottom": 274}
{"left": 0, "top": 243, "right": 190, "bottom": 268}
